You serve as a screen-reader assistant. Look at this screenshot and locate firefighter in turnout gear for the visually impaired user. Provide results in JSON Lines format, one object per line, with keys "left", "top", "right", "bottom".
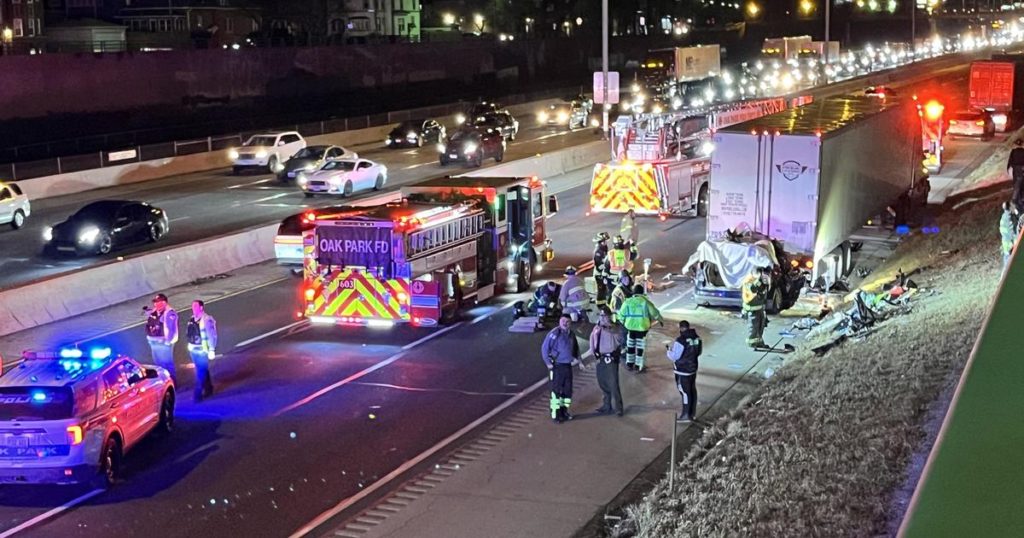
{"left": 617, "top": 284, "right": 663, "bottom": 372}
{"left": 559, "top": 266, "right": 590, "bottom": 316}
{"left": 186, "top": 300, "right": 219, "bottom": 402}
{"left": 608, "top": 271, "right": 633, "bottom": 322}
{"left": 592, "top": 232, "right": 611, "bottom": 307}
{"left": 541, "top": 314, "right": 582, "bottom": 423}
{"left": 620, "top": 209, "right": 639, "bottom": 247}
{"left": 606, "top": 236, "right": 634, "bottom": 275}
{"left": 742, "top": 267, "right": 771, "bottom": 348}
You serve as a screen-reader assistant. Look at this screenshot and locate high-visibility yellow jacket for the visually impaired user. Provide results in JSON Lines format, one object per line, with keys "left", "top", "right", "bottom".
{"left": 617, "top": 295, "right": 662, "bottom": 332}
{"left": 607, "top": 248, "right": 631, "bottom": 273}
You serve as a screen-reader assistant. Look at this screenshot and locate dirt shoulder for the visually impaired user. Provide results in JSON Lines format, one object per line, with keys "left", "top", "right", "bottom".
{"left": 607, "top": 183, "right": 1009, "bottom": 537}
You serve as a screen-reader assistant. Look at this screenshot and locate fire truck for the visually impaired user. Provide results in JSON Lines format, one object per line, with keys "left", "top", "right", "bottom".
{"left": 588, "top": 98, "right": 790, "bottom": 218}
{"left": 300, "top": 176, "right": 558, "bottom": 328}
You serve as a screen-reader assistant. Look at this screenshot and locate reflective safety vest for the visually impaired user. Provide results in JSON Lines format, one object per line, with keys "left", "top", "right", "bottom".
{"left": 1000, "top": 211, "right": 1016, "bottom": 255}
{"left": 617, "top": 295, "right": 662, "bottom": 332}
{"left": 741, "top": 274, "right": 767, "bottom": 312}
{"left": 620, "top": 216, "right": 638, "bottom": 244}
{"left": 609, "top": 286, "right": 629, "bottom": 321}
{"left": 560, "top": 275, "right": 590, "bottom": 309}
{"left": 607, "top": 248, "right": 630, "bottom": 273}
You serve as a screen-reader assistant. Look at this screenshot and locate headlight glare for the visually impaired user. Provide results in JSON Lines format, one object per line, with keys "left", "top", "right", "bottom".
{"left": 78, "top": 226, "right": 100, "bottom": 244}
{"left": 43, "top": 226, "right": 53, "bottom": 242}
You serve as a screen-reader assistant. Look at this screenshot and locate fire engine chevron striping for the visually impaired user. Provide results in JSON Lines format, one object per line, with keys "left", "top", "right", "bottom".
{"left": 589, "top": 165, "right": 661, "bottom": 212}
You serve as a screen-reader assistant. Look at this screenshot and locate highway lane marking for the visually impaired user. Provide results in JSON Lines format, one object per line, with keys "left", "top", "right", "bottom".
{"left": 470, "top": 301, "right": 517, "bottom": 325}
{"left": 349, "top": 382, "right": 518, "bottom": 397}
{"left": 226, "top": 178, "right": 273, "bottom": 189}
{"left": 0, "top": 488, "right": 104, "bottom": 538}
{"left": 288, "top": 374, "right": 551, "bottom": 538}
{"left": 402, "top": 162, "right": 434, "bottom": 170}
{"left": 170, "top": 216, "right": 192, "bottom": 223}
{"left": 274, "top": 322, "right": 465, "bottom": 417}
{"left": 251, "top": 192, "right": 292, "bottom": 204}
{"left": 174, "top": 440, "right": 220, "bottom": 464}
{"left": 659, "top": 288, "right": 694, "bottom": 311}
{"left": 234, "top": 320, "right": 308, "bottom": 349}
{"left": 63, "top": 276, "right": 291, "bottom": 349}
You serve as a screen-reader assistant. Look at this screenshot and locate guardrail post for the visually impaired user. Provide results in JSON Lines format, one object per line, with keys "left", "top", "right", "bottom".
{"left": 320, "top": 120, "right": 325, "bottom": 135}
{"left": 668, "top": 414, "right": 678, "bottom": 493}
{"left": 56, "top": 157, "right": 62, "bottom": 175}
{"left": 207, "top": 136, "right": 212, "bottom": 153}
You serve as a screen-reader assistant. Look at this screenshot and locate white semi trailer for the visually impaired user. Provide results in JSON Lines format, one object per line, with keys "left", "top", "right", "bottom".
{"left": 707, "top": 95, "right": 927, "bottom": 283}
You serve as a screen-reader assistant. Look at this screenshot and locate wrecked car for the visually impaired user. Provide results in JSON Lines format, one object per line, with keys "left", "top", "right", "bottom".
{"left": 682, "top": 236, "right": 805, "bottom": 313}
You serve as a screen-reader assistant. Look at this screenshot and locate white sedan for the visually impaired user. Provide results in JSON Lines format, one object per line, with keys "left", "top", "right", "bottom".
{"left": 298, "top": 159, "right": 388, "bottom": 198}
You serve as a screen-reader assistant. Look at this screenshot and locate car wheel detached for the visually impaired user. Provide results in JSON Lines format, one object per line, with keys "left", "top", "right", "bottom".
{"left": 11, "top": 210, "right": 25, "bottom": 229}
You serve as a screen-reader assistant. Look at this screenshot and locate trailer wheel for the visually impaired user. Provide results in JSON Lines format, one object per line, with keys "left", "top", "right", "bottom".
{"left": 696, "top": 183, "right": 710, "bottom": 217}
{"left": 840, "top": 241, "right": 853, "bottom": 277}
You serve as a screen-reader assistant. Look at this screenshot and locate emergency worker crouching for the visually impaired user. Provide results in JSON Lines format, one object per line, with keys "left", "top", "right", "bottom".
{"left": 514, "top": 281, "right": 562, "bottom": 319}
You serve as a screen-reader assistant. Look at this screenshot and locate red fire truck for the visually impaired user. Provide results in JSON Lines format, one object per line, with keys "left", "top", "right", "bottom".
{"left": 300, "top": 176, "right": 558, "bottom": 327}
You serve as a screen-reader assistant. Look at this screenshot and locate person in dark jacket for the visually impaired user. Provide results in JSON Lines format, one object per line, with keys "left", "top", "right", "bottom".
{"left": 665, "top": 320, "right": 702, "bottom": 422}
{"left": 541, "top": 314, "right": 581, "bottom": 423}
{"left": 1008, "top": 139, "right": 1024, "bottom": 214}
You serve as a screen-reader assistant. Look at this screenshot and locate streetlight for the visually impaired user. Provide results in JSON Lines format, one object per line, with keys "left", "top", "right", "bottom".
{"left": 746, "top": 2, "right": 761, "bottom": 18}
{"left": 473, "top": 13, "right": 484, "bottom": 33}
{"left": 1, "top": 28, "right": 12, "bottom": 56}
{"left": 442, "top": 13, "right": 456, "bottom": 26}
{"left": 800, "top": 0, "right": 816, "bottom": 15}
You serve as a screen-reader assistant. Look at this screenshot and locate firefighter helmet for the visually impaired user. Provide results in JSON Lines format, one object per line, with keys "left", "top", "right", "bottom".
{"left": 613, "top": 235, "right": 625, "bottom": 248}
{"left": 564, "top": 266, "right": 578, "bottom": 276}
{"left": 594, "top": 231, "right": 611, "bottom": 243}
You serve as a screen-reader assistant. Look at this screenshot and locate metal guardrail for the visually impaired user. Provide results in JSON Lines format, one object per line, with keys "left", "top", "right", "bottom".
{"left": 1, "top": 85, "right": 578, "bottom": 182}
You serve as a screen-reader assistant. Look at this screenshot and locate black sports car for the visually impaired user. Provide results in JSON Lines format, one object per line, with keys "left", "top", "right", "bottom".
{"left": 385, "top": 118, "right": 446, "bottom": 148}
{"left": 44, "top": 200, "right": 169, "bottom": 256}
{"left": 438, "top": 127, "right": 506, "bottom": 167}
{"left": 278, "top": 145, "right": 354, "bottom": 181}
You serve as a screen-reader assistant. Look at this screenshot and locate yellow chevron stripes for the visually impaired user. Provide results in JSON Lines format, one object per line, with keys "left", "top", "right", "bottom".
{"left": 308, "top": 270, "right": 411, "bottom": 322}
{"left": 590, "top": 164, "right": 662, "bottom": 213}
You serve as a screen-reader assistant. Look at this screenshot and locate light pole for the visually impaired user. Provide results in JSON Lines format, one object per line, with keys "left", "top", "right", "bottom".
{"left": 824, "top": 0, "right": 831, "bottom": 65}
{"left": 602, "top": 0, "right": 609, "bottom": 139}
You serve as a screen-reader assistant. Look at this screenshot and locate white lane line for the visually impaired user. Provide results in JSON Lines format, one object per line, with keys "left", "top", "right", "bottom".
{"left": 403, "top": 162, "right": 434, "bottom": 171}
{"left": 274, "top": 322, "right": 465, "bottom": 417}
{"left": 288, "top": 374, "right": 550, "bottom": 538}
{"left": 349, "top": 382, "right": 518, "bottom": 398}
{"left": 226, "top": 178, "right": 273, "bottom": 189}
{"left": 251, "top": 192, "right": 291, "bottom": 204}
{"left": 659, "top": 288, "right": 694, "bottom": 311}
{"left": 234, "top": 320, "right": 308, "bottom": 349}
{"left": 69, "top": 276, "right": 290, "bottom": 347}
{"left": 174, "top": 440, "right": 220, "bottom": 464}
{"left": 170, "top": 216, "right": 192, "bottom": 223}
{"left": 471, "top": 301, "right": 517, "bottom": 325}
{"left": 0, "top": 488, "right": 104, "bottom": 538}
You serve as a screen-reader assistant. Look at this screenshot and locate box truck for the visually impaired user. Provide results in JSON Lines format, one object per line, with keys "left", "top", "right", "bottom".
{"left": 707, "top": 95, "right": 927, "bottom": 283}
{"left": 798, "top": 41, "right": 840, "bottom": 63}
{"left": 762, "top": 36, "right": 812, "bottom": 62}
{"left": 641, "top": 45, "right": 721, "bottom": 87}
{"left": 971, "top": 57, "right": 1024, "bottom": 131}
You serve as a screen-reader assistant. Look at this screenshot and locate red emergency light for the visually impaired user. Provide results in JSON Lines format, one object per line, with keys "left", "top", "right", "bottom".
{"left": 924, "top": 100, "right": 944, "bottom": 122}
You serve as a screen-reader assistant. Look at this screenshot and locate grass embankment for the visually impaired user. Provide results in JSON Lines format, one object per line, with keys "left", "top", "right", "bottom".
{"left": 611, "top": 188, "right": 1007, "bottom": 537}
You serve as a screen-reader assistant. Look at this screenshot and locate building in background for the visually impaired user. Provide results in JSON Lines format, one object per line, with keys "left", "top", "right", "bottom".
{"left": 327, "top": 0, "right": 421, "bottom": 43}
{"left": 0, "top": 0, "right": 45, "bottom": 53}
{"left": 116, "top": 1, "right": 261, "bottom": 49}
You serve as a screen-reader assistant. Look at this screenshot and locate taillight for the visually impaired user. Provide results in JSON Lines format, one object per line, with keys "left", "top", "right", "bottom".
{"left": 949, "top": 120, "right": 957, "bottom": 124}
{"left": 304, "top": 288, "right": 315, "bottom": 301}
{"left": 804, "top": 260, "right": 814, "bottom": 269}
{"left": 66, "top": 425, "right": 83, "bottom": 446}
{"left": 976, "top": 120, "right": 985, "bottom": 126}
{"left": 397, "top": 292, "right": 409, "bottom": 303}
{"left": 790, "top": 259, "right": 799, "bottom": 268}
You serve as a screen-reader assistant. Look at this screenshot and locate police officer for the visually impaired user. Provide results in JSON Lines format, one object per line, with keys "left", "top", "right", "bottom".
{"left": 590, "top": 308, "right": 625, "bottom": 416}
{"left": 742, "top": 267, "right": 771, "bottom": 349}
{"left": 606, "top": 235, "right": 633, "bottom": 275}
{"left": 1007, "top": 139, "right": 1024, "bottom": 213}
{"left": 592, "top": 232, "right": 611, "bottom": 307}
{"left": 559, "top": 266, "right": 590, "bottom": 317}
{"left": 145, "top": 293, "right": 179, "bottom": 384}
{"left": 617, "top": 284, "right": 664, "bottom": 372}
{"left": 186, "top": 300, "right": 218, "bottom": 402}
{"left": 620, "top": 208, "right": 639, "bottom": 248}
{"left": 666, "top": 320, "right": 702, "bottom": 422}
{"left": 541, "top": 314, "right": 581, "bottom": 423}
{"left": 1001, "top": 201, "right": 1016, "bottom": 270}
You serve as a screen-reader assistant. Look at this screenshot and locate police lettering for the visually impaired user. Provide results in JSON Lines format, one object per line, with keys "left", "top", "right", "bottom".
{"left": 318, "top": 239, "right": 390, "bottom": 254}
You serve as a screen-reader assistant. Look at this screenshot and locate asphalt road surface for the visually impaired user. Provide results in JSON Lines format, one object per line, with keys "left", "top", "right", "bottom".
{"left": 0, "top": 118, "right": 603, "bottom": 290}
{"left": 0, "top": 168, "right": 711, "bottom": 538}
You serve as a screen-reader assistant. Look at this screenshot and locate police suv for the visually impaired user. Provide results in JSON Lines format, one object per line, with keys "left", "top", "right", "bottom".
{"left": 0, "top": 348, "right": 175, "bottom": 487}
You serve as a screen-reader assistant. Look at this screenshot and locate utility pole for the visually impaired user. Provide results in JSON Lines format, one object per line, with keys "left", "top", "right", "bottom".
{"left": 602, "top": 0, "right": 610, "bottom": 140}
{"left": 824, "top": 0, "right": 830, "bottom": 65}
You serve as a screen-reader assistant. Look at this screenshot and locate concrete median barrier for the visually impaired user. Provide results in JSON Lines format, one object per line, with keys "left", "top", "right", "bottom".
{"left": 20, "top": 98, "right": 567, "bottom": 202}
{"left": 0, "top": 139, "right": 607, "bottom": 337}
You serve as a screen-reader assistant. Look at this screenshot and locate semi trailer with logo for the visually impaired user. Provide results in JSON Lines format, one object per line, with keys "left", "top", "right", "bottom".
{"left": 707, "top": 94, "right": 928, "bottom": 284}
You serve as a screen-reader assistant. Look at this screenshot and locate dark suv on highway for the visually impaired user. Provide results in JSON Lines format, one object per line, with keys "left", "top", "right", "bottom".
{"left": 438, "top": 127, "right": 506, "bottom": 167}
{"left": 471, "top": 111, "right": 519, "bottom": 141}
